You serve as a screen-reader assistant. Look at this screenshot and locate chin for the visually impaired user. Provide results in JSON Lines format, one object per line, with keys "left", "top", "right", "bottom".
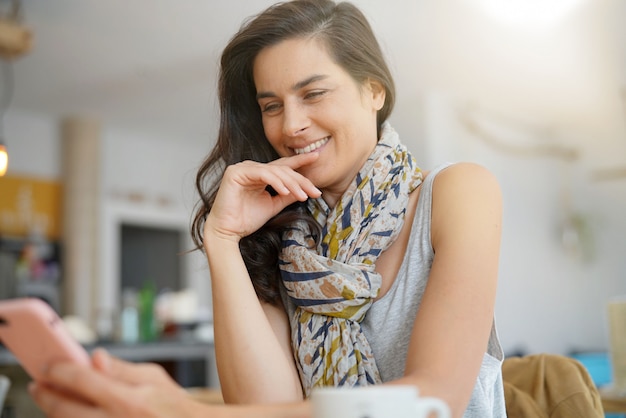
{"left": 306, "top": 168, "right": 327, "bottom": 184}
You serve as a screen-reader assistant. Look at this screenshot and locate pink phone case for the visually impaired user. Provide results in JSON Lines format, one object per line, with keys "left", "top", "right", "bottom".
{"left": 0, "top": 298, "right": 90, "bottom": 380}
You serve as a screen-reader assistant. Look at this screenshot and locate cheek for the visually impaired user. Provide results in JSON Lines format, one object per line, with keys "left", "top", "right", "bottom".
{"left": 261, "top": 118, "right": 278, "bottom": 144}
{"left": 262, "top": 120, "right": 289, "bottom": 156}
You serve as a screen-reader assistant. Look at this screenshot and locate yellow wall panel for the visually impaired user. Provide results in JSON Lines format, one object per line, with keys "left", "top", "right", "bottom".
{"left": 0, "top": 175, "right": 62, "bottom": 240}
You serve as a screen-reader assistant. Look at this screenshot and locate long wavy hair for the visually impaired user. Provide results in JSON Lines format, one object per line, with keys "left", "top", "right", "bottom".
{"left": 191, "top": 0, "right": 396, "bottom": 304}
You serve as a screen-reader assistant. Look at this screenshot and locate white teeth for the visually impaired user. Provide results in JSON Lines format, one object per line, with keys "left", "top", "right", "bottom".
{"left": 294, "top": 137, "right": 329, "bottom": 155}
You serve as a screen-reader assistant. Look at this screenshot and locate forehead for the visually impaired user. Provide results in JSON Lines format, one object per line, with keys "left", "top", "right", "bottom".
{"left": 253, "top": 37, "right": 345, "bottom": 89}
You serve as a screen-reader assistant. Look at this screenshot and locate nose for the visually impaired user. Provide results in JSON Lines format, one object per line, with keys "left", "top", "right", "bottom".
{"left": 282, "top": 101, "right": 309, "bottom": 137}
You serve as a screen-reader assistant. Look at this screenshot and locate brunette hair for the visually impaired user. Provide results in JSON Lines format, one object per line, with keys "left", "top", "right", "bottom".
{"left": 191, "top": 0, "right": 395, "bottom": 304}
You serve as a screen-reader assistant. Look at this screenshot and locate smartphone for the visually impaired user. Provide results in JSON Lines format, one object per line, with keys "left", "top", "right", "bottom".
{"left": 0, "top": 298, "right": 90, "bottom": 380}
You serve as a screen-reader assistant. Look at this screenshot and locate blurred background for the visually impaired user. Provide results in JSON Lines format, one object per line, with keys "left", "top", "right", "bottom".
{"left": 0, "top": 0, "right": 624, "bottom": 392}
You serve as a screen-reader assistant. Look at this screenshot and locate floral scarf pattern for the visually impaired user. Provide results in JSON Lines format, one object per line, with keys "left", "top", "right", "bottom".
{"left": 279, "top": 123, "right": 423, "bottom": 396}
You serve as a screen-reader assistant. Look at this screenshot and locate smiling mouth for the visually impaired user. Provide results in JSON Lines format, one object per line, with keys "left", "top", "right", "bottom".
{"left": 293, "top": 137, "right": 330, "bottom": 155}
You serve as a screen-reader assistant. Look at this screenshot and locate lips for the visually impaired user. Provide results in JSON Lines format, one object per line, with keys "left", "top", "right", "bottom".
{"left": 293, "top": 136, "right": 330, "bottom": 155}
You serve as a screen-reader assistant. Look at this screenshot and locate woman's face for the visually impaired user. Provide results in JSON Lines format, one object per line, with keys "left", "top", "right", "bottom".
{"left": 253, "top": 37, "right": 385, "bottom": 207}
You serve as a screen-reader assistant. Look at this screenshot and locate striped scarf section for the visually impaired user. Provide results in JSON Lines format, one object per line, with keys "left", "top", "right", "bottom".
{"left": 279, "top": 123, "right": 423, "bottom": 396}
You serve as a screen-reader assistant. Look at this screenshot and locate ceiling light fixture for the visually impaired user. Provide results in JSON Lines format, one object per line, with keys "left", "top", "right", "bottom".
{"left": 473, "top": 0, "right": 587, "bottom": 28}
{"left": 0, "top": 52, "right": 15, "bottom": 177}
{"left": 0, "top": 16, "right": 31, "bottom": 59}
{"left": 0, "top": 138, "right": 7, "bottom": 176}
{"left": 0, "top": 0, "right": 31, "bottom": 59}
{"left": 0, "top": 59, "right": 11, "bottom": 177}
{"left": 0, "top": 0, "right": 27, "bottom": 177}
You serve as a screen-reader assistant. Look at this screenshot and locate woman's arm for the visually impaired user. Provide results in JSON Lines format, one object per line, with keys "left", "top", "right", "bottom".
{"left": 204, "top": 154, "right": 321, "bottom": 404}
{"left": 206, "top": 234, "right": 303, "bottom": 403}
{"left": 391, "top": 163, "right": 503, "bottom": 418}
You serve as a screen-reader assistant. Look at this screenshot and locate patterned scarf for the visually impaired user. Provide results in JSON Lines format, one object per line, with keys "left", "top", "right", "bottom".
{"left": 279, "top": 123, "right": 423, "bottom": 396}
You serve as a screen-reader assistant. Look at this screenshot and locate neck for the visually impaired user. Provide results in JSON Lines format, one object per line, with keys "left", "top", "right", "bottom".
{"left": 320, "top": 192, "right": 339, "bottom": 209}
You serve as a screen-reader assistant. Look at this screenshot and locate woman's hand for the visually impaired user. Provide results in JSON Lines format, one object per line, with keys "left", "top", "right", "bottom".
{"left": 205, "top": 153, "right": 321, "bottom": 242}
{"left": 29, "top": 349, "right": 215, "bottom": 418}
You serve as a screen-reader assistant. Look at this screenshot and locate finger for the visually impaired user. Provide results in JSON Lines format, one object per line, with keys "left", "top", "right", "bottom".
{"left": 91, "top": 349, "right": 161, "bottom": 384}
{"left": 108, "top": 358, "right": 168, "bottom": 385}
{"left": 256, "top": 165, "right": 321, "bottom": 200}
{"left": 258, "top": 170, "right": 312, "bottom": 201}
{"left": 230, "top": 163, "right": 316, "bottom": 201}
{"left": 91, "top": 348, "right": 111, "bottom": 374}
{"left": 41, "top": 362, "right": 131, "bottom": 406}
{"left": 29, "top": 382, "right": 106, "bottom": 418}
{"left": 91, "top": 349, "right": 158, "bottom": 385}
{"left": 270, "top": 150, "right": 319, "bottom": 170}
{"left": 99, "top": 354, "right": 182, "bottom": 391}
{"left": 271, "top": 175, "right": 319, "bottom": 202}
{"left": 278, "top": 171, "right": 322, "bottom": 199}
{"left": 270, "top": 155, "right": 323, "bottom": 198}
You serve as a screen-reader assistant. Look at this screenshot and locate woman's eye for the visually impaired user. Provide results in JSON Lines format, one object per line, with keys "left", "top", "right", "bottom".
{"left": 304, "top": 90, "right": 326, "bottom": 100}
{"left": 262, "top": 103, "right": 281, "bottom": 114}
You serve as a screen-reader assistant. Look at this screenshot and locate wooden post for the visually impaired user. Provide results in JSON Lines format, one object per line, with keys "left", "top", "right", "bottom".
{"left": 61, "top": 116, "right": 101, "bottom": 325}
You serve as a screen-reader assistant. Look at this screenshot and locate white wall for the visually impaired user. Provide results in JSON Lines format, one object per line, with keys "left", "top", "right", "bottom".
{"left": 4, "top": 109, "right": 61, "bottom": 178}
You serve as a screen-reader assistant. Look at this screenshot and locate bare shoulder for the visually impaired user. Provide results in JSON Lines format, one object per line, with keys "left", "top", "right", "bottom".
{"left": 430, "top": 163, "right": 502, "bottom": 244}
{"left": 431, "top": 162, "right": 500, "bottom": 193}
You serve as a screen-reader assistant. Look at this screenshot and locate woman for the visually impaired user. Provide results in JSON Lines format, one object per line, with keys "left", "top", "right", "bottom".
{"left": 30, "top": 1, "right": 505, "bottom": 417}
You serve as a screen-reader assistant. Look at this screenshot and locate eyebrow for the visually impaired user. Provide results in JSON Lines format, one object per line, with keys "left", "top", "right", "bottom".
{"left": 256, "top": 74, "right": 328, "bottom": 100}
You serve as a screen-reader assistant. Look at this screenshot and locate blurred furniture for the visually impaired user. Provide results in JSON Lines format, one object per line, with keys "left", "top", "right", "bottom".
{"left": 503, "top": 353, "right": 604, "bottom": 418}
{"left": 0, "top": 364, "right": 43, "bottom": 417}
{"left": 571, "top": 351, "right": 626, "bottom": 418}
{"left": 0, "top": 237, "right": 62, "bottom": 313}
{"left": 599, "top": 386, "right": 626, "bottom": 414}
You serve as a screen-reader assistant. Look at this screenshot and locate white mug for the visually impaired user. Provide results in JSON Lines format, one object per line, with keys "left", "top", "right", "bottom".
{"left": 311, "top": 385, "right": 450, "bottom": 418}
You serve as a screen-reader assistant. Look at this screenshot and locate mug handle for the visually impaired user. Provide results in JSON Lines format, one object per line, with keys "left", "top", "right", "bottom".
{"left": 414, "top": 396, "right": 450, "bottom": 418}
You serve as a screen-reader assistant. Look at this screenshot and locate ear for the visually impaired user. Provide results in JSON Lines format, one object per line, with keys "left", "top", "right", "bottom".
{"left": 366, "top": 78, "right": 386, "bottom": 111}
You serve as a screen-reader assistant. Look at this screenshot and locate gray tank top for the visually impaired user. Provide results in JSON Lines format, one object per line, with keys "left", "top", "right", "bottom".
{"left": 360, "top": 164, "right": 507, "bottom": 417}
{"left": 281, "top": 164, "right": 507, "bottom": 417}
